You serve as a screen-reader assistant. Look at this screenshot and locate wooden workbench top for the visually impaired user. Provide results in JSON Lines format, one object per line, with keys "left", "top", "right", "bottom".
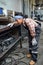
{"left": 0, "top": 16, "right": 20, "bottom": 33}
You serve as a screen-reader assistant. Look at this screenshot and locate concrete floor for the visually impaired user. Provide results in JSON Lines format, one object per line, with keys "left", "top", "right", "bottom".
{"left": 14, "top": 23, "right": 43, "bottom": 65}
{"left": 9, "top": 26, "right": 43, "bottom": 65}
{"left": 1, "top": 22, "right": 43, "bottom": 65}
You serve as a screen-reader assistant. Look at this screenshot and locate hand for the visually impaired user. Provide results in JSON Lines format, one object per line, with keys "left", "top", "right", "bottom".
{"left": 32, "top": 37, "right": 37, "bottom": 45}
{"left": 7, "top": 23, "right": 14, "bottom": 27}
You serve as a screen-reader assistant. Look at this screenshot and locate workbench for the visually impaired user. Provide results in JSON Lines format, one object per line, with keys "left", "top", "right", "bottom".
{"left": 0, "top": 16, "right": 22, "bottom": 64}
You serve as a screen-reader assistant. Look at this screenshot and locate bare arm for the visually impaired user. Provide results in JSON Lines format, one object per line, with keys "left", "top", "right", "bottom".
{"left": 7, "top": 20, "right": 20, "bottom": 27}
{"left": 7, "top": 18, "right": 23, "bottom": 27}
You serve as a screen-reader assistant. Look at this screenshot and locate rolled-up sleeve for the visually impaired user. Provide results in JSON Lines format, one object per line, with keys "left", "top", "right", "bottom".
{"left": 25, "top": 18, "right": 36, "bottom": 37}
{"left": 29, "top": 23, "right": 35, "bottom": 37}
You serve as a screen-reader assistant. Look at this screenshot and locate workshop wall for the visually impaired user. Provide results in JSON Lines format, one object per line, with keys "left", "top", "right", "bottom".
{"left": 0, "top": 0, "right": 23, "bottom": 12}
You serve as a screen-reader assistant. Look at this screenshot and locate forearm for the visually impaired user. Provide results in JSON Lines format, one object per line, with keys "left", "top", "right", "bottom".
{"left": 12, "top": 21, "right": 19, "bottom": 25}
{"left": 11, "top": 20, "right": 21, "bottom": 25}
{"left": 27, "top": 25, "right": 35, "bottom": 37}
{"left": 30, "top": 30, "right": 36, "bottom": 37}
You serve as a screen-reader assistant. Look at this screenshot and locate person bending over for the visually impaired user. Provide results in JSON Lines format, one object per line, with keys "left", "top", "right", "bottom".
{"left": 8, "top": 16, "right": 41, "bottom": 65}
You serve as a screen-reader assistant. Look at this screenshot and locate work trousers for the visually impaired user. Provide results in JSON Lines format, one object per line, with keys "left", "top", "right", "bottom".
{"left": 28, "top": 23, "right": 41, "bottom": 62}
